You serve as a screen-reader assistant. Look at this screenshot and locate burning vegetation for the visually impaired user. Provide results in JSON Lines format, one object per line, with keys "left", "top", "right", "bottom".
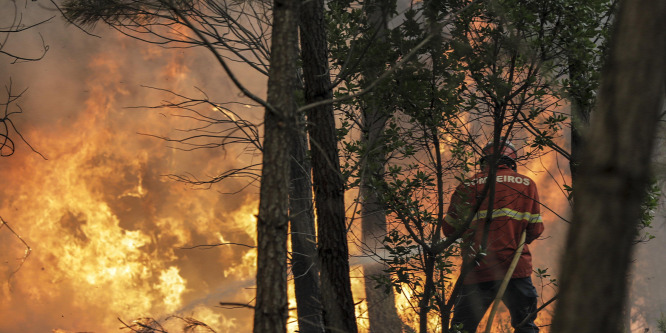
{"left": 1, "top": 0, "right": 665, "bottom": 332}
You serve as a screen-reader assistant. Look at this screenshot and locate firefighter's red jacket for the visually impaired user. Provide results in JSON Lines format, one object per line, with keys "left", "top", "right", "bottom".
{"left": 443, "top": 166, "right": 544, "bottom": 284}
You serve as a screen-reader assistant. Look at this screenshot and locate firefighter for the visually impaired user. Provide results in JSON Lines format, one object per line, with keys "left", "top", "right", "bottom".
{"left": 443, "top": 138, "right": 544, "bottom": 333}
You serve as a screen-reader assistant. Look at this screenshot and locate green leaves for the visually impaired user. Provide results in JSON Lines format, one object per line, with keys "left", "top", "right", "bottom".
{"left": 535, "top": 267, "right": 558, "bottom": 287}
{"left": 636, "top": 179, "right": 660, "bottom": 243}
{"left": 326, "top": 0, "right": 618, "bottom": 330}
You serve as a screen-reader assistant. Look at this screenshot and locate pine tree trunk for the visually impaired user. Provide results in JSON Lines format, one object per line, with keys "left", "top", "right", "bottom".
{"left": 551, "top": 0, "right": 666, "bottom": 331}
{"left": 300, "top": 0, "right": 358, "bottom": 331}
{"left": 289, "top": 114, "right": 325, "bottom": 332}
{"left": 253, "top": 0, "right": 300, "bottom": 331}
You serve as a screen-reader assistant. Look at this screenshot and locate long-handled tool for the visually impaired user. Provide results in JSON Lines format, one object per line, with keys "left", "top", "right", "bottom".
{"left": 483, "top": 229, "right": 527, "bottom": 333}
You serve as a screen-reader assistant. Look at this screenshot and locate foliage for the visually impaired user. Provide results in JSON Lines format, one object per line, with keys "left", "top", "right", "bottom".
{"left": 330, "top": 0, "right": 616, "bottom": 331}
{"left": 554, "top": 0, "right": 616, "bottom": 115}
{"left": 58, "top": 0, "right": 621, "bottom": 331}
{"left": 658, "top": 312, "right": 666, "bottom": 333}
{"left": 636, "top": 179, "right": 661, "bottom": 243}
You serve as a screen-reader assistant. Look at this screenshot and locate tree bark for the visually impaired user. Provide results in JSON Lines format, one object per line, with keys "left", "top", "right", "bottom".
{"left": 359, "top": 103, "right": 401, "bottom": 333}
{"left": 360, "top": 106, "right": 401, "bottom": 333}
{"left": 253, "top": 0, "right": 300, "bottom": 331}
{"left": 299, "top": 0, "right": 359, "bottom": 331}
{"left": 289, "top": 113, "right": 325, "bottom": 333}
{"left": 551, "top": 0, "right": 666, "bottom": 332}
{"left": 568, "top": 87, "right": 589, "bottom": 184}
{"left": 359, "top": 0, "right": 402, "bottom": 331}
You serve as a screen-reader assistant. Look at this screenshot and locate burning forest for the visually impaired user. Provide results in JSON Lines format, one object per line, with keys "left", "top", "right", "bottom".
{"left": 1, "top": 0, "right": 665, "bottom": 333}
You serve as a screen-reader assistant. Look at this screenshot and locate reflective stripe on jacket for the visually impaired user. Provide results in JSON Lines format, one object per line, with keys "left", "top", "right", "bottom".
{"left": 443, "top": 166, "right": 544, "bottom": 284}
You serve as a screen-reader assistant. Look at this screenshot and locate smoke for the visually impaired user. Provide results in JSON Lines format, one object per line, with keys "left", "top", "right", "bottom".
{"left": 627, "top": 123, "right": 666, "bottom": 332}
{"left": 2, "top": 2, "right": 661, "bottom": 333}
{"left": 1, "top": 2, "right": 263, "bottom": 332}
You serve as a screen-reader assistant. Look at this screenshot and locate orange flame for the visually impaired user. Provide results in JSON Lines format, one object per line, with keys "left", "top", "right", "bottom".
{"left": 0, "top": 29, "right": 260, "bottom": 332}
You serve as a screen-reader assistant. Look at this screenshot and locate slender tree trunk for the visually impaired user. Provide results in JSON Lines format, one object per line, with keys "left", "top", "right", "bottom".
{"left": 359, "top": 0, "right": 402, "bottom": 331}
{"left": 300, "top": 0, "right": 358, "bottom": 331}
{"left": 360, "top": 108, "right": 401, "bottom": 333}
{"left": 567, "top": 55, "right": 594, "bottom": 184}
{"left": 418, "top": 254, "right": 436, "bottom": 333}
{"left": 568, "top": 92, "right": 588, "bottom": 184}
{"left": 253, "top": 0, "right": 300, "bottom": 331}
{"left": 289, "top": 113, "right": 325, "bottom": 333}
{"left": 551, "top": 1, "right": 666, "bottom": 332}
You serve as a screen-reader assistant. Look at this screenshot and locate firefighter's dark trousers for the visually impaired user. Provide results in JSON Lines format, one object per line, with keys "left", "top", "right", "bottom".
{"left": 451, "top": 277, "right": 539, "bottom": 333}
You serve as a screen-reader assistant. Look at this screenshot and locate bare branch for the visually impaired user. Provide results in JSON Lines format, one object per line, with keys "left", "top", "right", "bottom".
{"left": 0, "top": 1, "right": 51, "bottom": 62}
{"left": 180, "top": 242, "right": 256, "bottom": 250}
{"left": 0, "top": 216, "right": 32, "bottom": 284}
{"left": 1, "top": 80, "right": 47, "bottom": 159}
{"left": 218, "top": 301, "right": 255, "bottom": 310}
